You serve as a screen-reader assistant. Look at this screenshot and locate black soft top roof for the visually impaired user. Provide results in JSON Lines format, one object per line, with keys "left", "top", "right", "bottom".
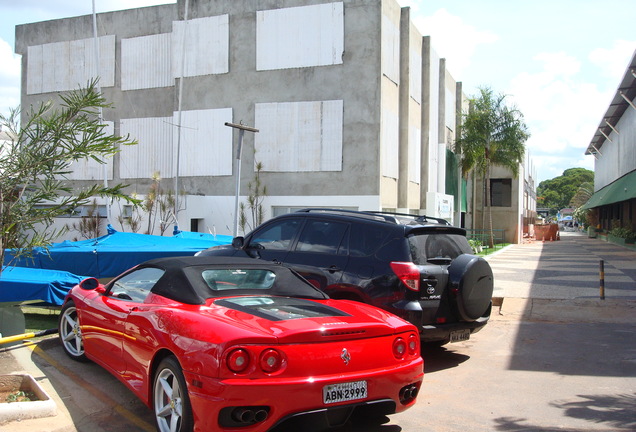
{"left": 134, "top": 256, "right": 328, "bottom": 305}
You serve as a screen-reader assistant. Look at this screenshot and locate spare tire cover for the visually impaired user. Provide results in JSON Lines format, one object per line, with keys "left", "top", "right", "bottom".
{"left": 447, "top": 254, "right": 494, "bottom": 321}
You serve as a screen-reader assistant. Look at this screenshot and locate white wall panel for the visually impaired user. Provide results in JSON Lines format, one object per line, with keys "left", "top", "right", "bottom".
{"left": 409, "top": 126, "right": 421, "bottom": 183}
{"left": 595, "top": 99, "right": 636, "bottom": 190}
{"left": 257, "top": 2, "right": 344, "bottom": 71}
{"left": 98, "top": 36, "right": 116, "bottom": 87}
{"left": 173, "top": 15, "right": 229, "bottom": 77}
{"left": 122, "top": 33, "right": 172, "bottom": 91}
{"left": 119, "top": 117, "right": 174, "bottom": 179}
{"left": 618, "top": 100, "right": 636, "bottom": 177}
{"left": 255, "top": 100, "right": 343, "bottom": 172}
{"left": 410, "top": 50, "right": 421, "bottom": 104}
{"left": 381, "top": 108, "right": 399, "bottom": 179}
{"left": 381, "top": 15, "right": 400, "bottom": 85}
{"left": 320, "top": 101, "right": 344, "bottom": 171}
{"left": 27, "top": 36, "right": 115, "bottom": 95}
{"left": 66, "top": 121, "right": 115, "bottom": 181}
{"left": 175, "top": 108, "right": 233, "bottom": 176}
{"left": 69, "top": 39, "right": 86, "bottom": 89}
{"left": 427, "top": 48, "right": 440, "bottom": 192}
{"left": 445, "top": 87, "right": 455, "bottom": 131}
{"left": 47, "top": 41, "right": 70, "bottom": 92}
{"left": 26, "top": 45, "right": 43, "bottom": 94}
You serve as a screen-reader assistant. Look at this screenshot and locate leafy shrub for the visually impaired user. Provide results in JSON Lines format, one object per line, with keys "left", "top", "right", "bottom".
{"left": 609, "top": 226, "right": 634, "bottom": 239}
{"left": 468, "top": 239, "right": 483, "bottom": 253}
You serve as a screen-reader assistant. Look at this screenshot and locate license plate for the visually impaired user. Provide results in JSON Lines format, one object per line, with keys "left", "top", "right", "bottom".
{"left": 323, "top": 381, "right": 367, "bottom": 404}
{"left": 449, "top": 329, "right": 470, "bottom": 343}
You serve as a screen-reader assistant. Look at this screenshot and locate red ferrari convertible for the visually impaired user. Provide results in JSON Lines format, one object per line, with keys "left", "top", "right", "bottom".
{"left": 59, "top": 256, "right": 423, "bottom": 432}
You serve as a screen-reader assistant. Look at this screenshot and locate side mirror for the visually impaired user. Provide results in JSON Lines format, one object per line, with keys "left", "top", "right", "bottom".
{"left": 79, "top": 277, "right": 100, "bottom": 291}
{"left": 232, "top": 237, "right": 245, "bottom": 249}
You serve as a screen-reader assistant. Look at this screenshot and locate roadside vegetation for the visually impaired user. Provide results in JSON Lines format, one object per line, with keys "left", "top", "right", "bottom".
{"left": 0, "top": 80, "right": 139, "bottom": 272}
{"left": 454, "top": 87, "right": 530, "bottom": 248}
{"left": 21, "top": 306, "right": 60, "bottom": 333}
{"left": 536, "top": 168, "right": 594, "bottom": 215}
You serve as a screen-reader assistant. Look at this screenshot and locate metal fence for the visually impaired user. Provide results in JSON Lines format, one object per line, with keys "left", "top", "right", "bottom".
{"left": 464, "top": 229, "right": 507, "bottom": 251}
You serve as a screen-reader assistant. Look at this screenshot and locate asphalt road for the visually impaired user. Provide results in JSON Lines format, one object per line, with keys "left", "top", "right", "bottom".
{"left": 2, "top": 232, "right": 636, "bottom": 432}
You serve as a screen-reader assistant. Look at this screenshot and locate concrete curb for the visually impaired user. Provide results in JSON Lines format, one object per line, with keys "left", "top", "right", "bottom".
{"left": 495, "top": 297, "right": 636, "bottom": 324}
{"left": 0, "top": 373, "right": 57, "bottom": 423}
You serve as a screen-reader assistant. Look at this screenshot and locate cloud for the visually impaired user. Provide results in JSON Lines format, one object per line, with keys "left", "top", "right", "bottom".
{"left": 509, "top": 51, "right": 609, "bottom": 152}
{"left": 589, "top": 39, "right": 636, "bottom": 82}
{"left": 0, "top": 38, "right": 21, "bottom": 116}
{"left": 408, "top": 8, "right": 498, "bottom": 77}
{"left": 506, "top": 51, "right": 608, "bottom": 181}
{"left": 532, "top": 153, "right": 594, "bottom": 182}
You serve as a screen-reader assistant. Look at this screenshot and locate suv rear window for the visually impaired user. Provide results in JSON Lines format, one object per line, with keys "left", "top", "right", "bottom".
{"left": 408, "top": 233, "right": 472, "bottom": 264}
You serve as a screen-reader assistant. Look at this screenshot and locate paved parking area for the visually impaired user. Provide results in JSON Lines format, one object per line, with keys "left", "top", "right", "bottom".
{"left": 489, "top": 231, "right": 636, "bottom": 301}
{"left": 2, "top": 231, "right": 635, "bottom": 432}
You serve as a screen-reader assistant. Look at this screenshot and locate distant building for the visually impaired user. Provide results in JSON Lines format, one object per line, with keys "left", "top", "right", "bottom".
{"left": 0, "top": 127, "right": 14, "bottom": 145}
{"left": 466, "top": 153, "right": 537, "bottom": 244}
{"left": 583, "top": 50, "right": 636, "bottom": 233}
{"left": 15, "top": 0, "right": 466, "bottom": 237}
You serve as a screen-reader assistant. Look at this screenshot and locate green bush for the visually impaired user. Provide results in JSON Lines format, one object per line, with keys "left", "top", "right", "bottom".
{"left": 609, "top": 226, "right": 634, "bottom": 239}
{"left": 468, "top": 239, "right": 483, "bottom": 253}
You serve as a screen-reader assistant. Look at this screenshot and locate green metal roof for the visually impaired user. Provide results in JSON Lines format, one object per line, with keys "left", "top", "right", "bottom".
{"left": 582, "top": 170, "right": 636, "bottom": 209}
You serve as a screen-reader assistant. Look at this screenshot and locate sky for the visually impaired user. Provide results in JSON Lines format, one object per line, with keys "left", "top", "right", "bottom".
{"left": 1, "top": 0, "right": 635, "bottom": 184}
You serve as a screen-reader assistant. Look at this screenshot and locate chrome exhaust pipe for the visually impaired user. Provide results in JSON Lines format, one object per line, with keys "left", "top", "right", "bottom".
{"left": 400, "top": 384, "right": 419, "bottom": 403}
{"left": 232, "top": 408, "right": 255, "bottom": 424}
{"left": 254, "top": 409, "right": 268, "bottom": 422}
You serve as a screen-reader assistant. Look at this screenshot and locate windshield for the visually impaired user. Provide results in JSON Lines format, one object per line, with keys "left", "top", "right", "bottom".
{"left": 408, "top": 233, "right": 472, "bottom": 264}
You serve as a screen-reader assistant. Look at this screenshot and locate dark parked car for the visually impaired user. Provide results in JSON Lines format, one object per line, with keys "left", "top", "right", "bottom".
{"left": 198, "top": 209, "right": 494, "bottom": 344}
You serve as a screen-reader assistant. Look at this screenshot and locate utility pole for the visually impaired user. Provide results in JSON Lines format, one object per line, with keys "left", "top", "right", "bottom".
{"left": 225, "top": 122, "right": 259, "bottom": 237}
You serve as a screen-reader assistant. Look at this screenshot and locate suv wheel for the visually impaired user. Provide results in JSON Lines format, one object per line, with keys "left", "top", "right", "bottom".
{"left": 448, "top": 254, "right": 494, "bottom": 322}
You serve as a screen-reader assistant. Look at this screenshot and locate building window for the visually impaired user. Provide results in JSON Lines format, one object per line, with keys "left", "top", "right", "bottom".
{"left": 489, "top": 179, "right": 512, "bottom": 207}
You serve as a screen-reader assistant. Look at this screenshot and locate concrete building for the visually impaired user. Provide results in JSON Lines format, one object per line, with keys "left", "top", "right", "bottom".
{"left": 584, "top": 49, "right": 636, "bottom": 234}
{"left": 15, "top": 0, "right": 464, "bottom": 237}
{"left": 465, "top": 153, "right": 537, "bottom": 245}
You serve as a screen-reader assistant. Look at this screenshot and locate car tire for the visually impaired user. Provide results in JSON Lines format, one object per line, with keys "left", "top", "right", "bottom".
{"left": 153, "top": 356, "right": 194, "bottom": 432}
{"left": 58, "top": 300, "right": 88, "bottom": 362}
{"left": 448, "top": 254, "right": 494, "bottom": 322}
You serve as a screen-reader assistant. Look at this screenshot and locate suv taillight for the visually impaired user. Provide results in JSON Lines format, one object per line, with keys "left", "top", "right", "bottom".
{"left": 390, "top": 262, "right": 420, "bottom": 292}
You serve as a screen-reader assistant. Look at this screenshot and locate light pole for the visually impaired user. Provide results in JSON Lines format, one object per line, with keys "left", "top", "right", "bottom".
{"left": 225, "top": 122, "right": 259, "bottom": 237}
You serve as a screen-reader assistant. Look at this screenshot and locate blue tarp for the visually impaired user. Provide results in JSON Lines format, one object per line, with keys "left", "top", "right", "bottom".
{"left": 5, "top": 225, "right": 232, "bottom": 279}
{"left": 0, "top": 267, "right": 88, "bottom": 305}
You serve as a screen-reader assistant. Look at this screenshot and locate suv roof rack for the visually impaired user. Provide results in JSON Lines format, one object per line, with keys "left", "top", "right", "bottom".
{"left": 365, "top": 211, "right": 452, "bottom": 226}
{"left": 295, "top": 208, "right": 393, "bottom": 222}
{"left": 295, "top": 208, "right": 451, "bottom": 226}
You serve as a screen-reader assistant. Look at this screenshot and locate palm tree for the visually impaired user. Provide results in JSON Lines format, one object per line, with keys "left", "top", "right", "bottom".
{"left": 454, "top": 87, "right": 530, "bottom": 247}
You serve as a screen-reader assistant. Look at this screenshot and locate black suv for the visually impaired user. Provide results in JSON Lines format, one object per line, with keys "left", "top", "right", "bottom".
{"left": 198, "top": 209, "right": 493, "bottom": 344}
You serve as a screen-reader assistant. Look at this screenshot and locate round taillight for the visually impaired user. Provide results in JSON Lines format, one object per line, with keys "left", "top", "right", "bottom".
{"left": 393, "top": 337, "right": 407, "bottom": 359}
{"left": 227, "top": 348, "right": 250, "bottom": 373}
{"left": 408, "top": 333, "right": 419, "bottom": 356}
{"left": 260, "top": 349, "right": 283, "bottom": 374}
